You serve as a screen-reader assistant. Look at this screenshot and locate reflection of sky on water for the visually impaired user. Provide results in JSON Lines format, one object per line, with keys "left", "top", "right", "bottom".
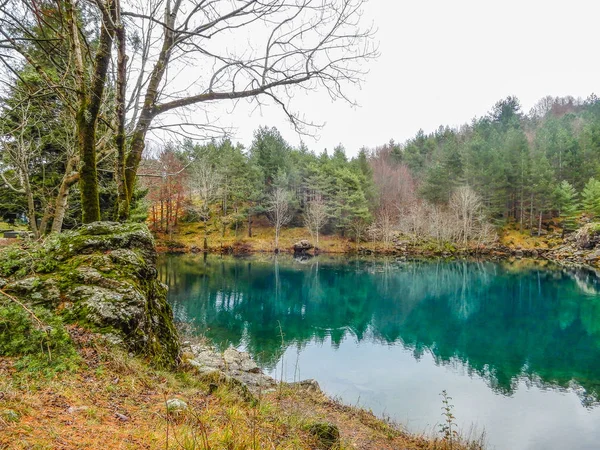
{"left": 268, "top": 334, "right": 600, "bottom": 450}
{"left": 160, "top": 255, "right": 600, "bottom": 450}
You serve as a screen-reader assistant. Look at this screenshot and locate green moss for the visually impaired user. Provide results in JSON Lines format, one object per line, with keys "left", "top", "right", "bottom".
{"left": 0, "top": 222, "right": 180, "bottom": 369}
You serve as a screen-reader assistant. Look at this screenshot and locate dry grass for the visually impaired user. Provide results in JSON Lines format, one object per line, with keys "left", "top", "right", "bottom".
{"left": 498, "top": 221, "right": 564, "bottom": 251}
{"left": 0, "top": 329, "right": 484, "bottom": 450}
{"left": 155, "top": 218, "right": 355, "bottom": 254}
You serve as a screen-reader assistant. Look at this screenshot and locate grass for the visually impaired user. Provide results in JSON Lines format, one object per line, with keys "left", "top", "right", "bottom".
{"left": 498, "top": 221, "right": 564, "bottom": 250}
{"left": 155, "top": 218, "right": 356, "bottom": 254}
{"left": 155, "top": 219, "right": 465, "bottom": 256}
{"left": 157, "top": 215, "right": 570, "bottom": 257}
{"left": 0, "top": 326, "right": 485, "bottom": 449}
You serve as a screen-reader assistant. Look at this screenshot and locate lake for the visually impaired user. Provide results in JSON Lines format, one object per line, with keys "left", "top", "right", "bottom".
{"left": 158, "top": 254, "right": 600, "bottom": 450}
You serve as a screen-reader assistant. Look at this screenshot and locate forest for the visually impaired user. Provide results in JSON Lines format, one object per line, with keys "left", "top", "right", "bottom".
{"left": 3, "top": 94, "right": 600, "bottom": 249}
{"left": 107, "top": 95, "right": 600, "bottom": 249}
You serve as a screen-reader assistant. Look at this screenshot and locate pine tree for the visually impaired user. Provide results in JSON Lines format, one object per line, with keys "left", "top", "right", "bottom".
{"left": 554, "top": 181, "right": 580, "bottom": 232}
{"left": 581, "top": 178, "right": 600, "bottom": 218}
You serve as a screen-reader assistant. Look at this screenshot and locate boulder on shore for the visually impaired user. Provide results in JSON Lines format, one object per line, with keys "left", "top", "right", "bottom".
{"left": 293, "top": 240, "right": 314, "bottom": 253}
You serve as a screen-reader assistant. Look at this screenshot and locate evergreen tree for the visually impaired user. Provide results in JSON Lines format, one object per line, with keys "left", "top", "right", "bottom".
{"left": 554, "top": 181, "right": 580, "bottom": 232}
{"left": 530, "top": 152, "right": 554, "bottom": 234}
{"left": 581, "top": 178, "right": 600, "bottom": 218}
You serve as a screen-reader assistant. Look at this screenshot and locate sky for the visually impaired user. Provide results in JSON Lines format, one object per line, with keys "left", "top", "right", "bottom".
{"left": 210, "top": 0, "right": 600, "bottom": 157}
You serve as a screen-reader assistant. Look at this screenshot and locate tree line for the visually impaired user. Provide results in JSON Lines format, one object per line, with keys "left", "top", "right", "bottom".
{"left": 142, "top": 94, "right": 600, "bottom": 249}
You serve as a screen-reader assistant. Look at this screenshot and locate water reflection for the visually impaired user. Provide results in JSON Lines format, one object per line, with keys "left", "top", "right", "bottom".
{"left": 159, "top": 254, "right": 600, "bottom": 405}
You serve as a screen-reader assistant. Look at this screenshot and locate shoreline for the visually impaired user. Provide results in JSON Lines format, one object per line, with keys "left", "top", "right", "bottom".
{"left": 153, "top": 226, "right": 600, "bottom": 271}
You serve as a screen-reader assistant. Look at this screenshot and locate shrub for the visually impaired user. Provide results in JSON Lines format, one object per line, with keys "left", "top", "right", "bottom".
{"left": 0, "top": 301, "right": 79, "bottom": 375}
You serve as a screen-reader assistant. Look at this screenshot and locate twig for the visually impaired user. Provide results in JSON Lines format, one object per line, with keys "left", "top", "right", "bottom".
{"left": 0, "top": 288, "right": 45, "bottom": 329}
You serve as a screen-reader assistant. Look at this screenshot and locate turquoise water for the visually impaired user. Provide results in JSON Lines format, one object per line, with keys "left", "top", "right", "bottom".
{"left": 159, "top": 254, "right": 600, "bottom": 449}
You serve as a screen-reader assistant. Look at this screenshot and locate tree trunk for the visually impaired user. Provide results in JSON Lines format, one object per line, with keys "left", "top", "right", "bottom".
{"left": 22, "top": 172, "right": 39, "bottom": 239}
{"left": 77, "top": 13, "right": 114, "bottom": 224}
{"left": 203, "top": 221, "right": 208, "bottom": 252}
{"left": 51, "top": 161, "right": 79, "bottom": 234}
{"left": 114, "top": 12, "right": 129, "bottom": 221}
{"left": 123, "top": 5, "right": 179, "bottom": 215}
{"left": 38, "top": 202, "right": 53, "bottom": 236}
{"left": 78, "top": 115, "right": 101, "bottom": 223}
{"left": 51, "top": 184, "right": 70, "bottom": 234}
{"left": 529, "top": 193, "right": 534, "bottom": 231}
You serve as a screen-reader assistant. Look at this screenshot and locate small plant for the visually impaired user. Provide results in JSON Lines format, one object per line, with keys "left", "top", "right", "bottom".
{"left": 439, "top": 390, "right": 458, "bottom": 447}
{"left": 0, "top": 298, "right": 79, "bottom": 375}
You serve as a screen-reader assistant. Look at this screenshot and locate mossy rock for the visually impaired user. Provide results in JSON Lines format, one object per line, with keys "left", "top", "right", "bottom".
{"left": 306, "top": 422, "right": 340, "bottom": 449}
{"left": 0, "top": 222, "right": 180, "bottom": 368}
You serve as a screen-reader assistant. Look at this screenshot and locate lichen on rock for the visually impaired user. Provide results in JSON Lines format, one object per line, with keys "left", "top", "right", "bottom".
{"left": 184, "top": 343, "right": 276, "bottom": 395}
{"left": 0, "top": 221, "right": 180, "bottom": 367}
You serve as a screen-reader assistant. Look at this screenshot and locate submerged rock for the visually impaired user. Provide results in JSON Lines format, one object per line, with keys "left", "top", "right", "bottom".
{"left": 0, "top": 221, "right": 180, "bottom": 367}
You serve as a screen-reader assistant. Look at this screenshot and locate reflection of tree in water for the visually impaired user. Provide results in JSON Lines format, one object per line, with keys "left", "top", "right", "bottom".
{"left": 159, "top": 255, "right": 600, "bottom": 404}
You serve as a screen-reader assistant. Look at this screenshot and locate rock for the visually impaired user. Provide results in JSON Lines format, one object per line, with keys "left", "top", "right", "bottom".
{"left": 514, "top": 250, "right": 523, "bottom": 258}
{"left": 223, "top": 347, "right": 242, "bottom": 370}
{"left": 188, "top": 344, "right": 276, "bottom": 395}
{"left": 288, "top": 379, "right": 321, "bottom": 392}
{"left": 115, "top": 412, "right": 130, "bottom": 421}
{"left": 223, "top": 347, "right": 260, "bottom": 373}
{"left": 67, "top": 406, "right": 89, "bottom": 414}
{"left": 574, "top": 223, "right": 600, "bottom": 250}
{"left": 293, "top": 240, "right": 314, "bottom": 253}
{"left": 240, "top": 358, "right": 260, "bottom": 373}
{"left": 1, "top": 221, "right": 180, "bottom": 367}
{"left": 307, "top": 422, "right": 340, "bottom": 449}
{"left": 166, "top": 399, "right": 188, "bottom": 414}
{"left": 584, "top": 249, "right": 600, "bottom": 264}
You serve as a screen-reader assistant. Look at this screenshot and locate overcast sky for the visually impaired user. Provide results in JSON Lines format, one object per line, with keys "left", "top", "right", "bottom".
{"left": 204, "top": 0, "right": 600, "bottom": 156}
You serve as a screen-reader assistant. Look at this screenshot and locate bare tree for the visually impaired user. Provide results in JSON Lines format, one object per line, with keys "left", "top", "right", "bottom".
{"left": 449, "top": 185, "right": 483, "bottom": 245}
{"left": 189, "top": 158, "right": 221, "bottom": 250}
{"left": 0, "top": 102, "right": 42, "bottom": 237}
{"left": 397, "top": 186, "right": 496, "bottom": 246}
{"left": 0, "top": 0, "right": 377, "bottom": 222}
{"left": 304, "top": 196, "right": 329, "bottom": 249}
{"left": 349, "top": 216, "right": 369, "bottom": 250}
{"left": 369, "top": 209, "right": 395, "bottom": 249}
{"left": 370, "top": 144, "right": 416, "bottom": 212}
{"left": 266, "top": 187, "right": 293, "bottom": 251}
